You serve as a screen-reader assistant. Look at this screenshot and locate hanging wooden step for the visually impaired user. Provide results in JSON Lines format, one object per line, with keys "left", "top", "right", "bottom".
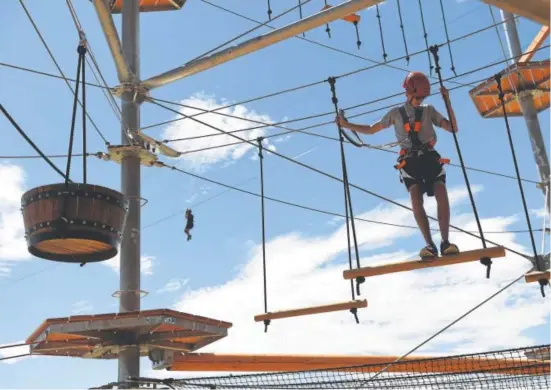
{"left": 525, "top": 270, "right": 550, "bottom": 284}
{"left": 254, "top": 299, "right": 367, "bottom": 322}
{"left": 109, "top": 0, "right": 187, "bottom": 14}
{"left": 343, "top": 247, "right": 507, "bottom": 279}
{"left": 21, "top": 183, "right": 129, "bottom": 263}
{"left": 469, "top": 60, "right": 550, "bottom": 119}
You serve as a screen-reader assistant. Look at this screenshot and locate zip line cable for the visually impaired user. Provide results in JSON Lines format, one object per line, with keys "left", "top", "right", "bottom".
{"left": 190, "top": 0, "right": 314, "bottom": 63}
{"left": 146, "top": 160, "right": 542, "bottom": 236}
{"left": 18, "top": 0, "right": 110, "bottom": 145}
{"left": 151, "top": 37, "right": 536, "bottom": 147}
{"left": 140, "top": 16, "right": 515, "bottom": 133}
{"left": 148, "top": 99, "right": 532, "bottom": 260}
{"left": 0, "top": 104, "right": 70, "bottom": 181}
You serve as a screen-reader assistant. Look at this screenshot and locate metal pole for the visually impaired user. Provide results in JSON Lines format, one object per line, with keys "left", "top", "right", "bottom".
{"left": 500, "top": 10, "right": 551, "bottom": 212}
{"left": 140, "top": 0, "right": 384, "bottom": 90}
{"left": 119, "top": 0, "right": 141, "bottom": 384}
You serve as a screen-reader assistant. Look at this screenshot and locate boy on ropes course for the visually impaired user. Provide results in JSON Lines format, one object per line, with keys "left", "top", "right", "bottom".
{"left": 336, "top": 71, "right": 460, "bottom": 258}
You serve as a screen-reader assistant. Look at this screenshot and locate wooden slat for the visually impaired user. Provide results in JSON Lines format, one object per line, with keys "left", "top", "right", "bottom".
{"left": 519, "top": 26, "right": 550, "bottom": 63}
{"left": 343, "top": 247, "right": 507, "bottom": 280}
{"left": 525, "top": 270, "right": 550, "bottom": 283}
{"left": 254, "top": 300, "right": 367, "bottom": 322}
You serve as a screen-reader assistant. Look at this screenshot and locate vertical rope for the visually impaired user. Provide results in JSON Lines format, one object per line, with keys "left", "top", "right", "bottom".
{"left": 396, "top": 0, "right": 410, "bottom": 64}
{"left": 298, "top": 0, "right": 305, "bottom": 37}
{"left": 266, "top": 0, "right": 272, "bottom": 20}
{"left": 81, "top": 45, "right": 87, "bottom": 184}
{"left": 257, "top": 137, "right": 270, "bottom": 332}
{"left": 417, "top": 0, "right": 433, "bottom": 75}
{"left": 494, "top": 72, "right": 548, "bottom": 296}
{"left": 328, "top": 77, "right": 365, "bottom": 304}
{"left": 323, "top": 0, "right": 331, "bottom": 38}
{"left": 353, "top": 21, "right": 361, "bottom": 50}
{"left": 65, "top": 45, "right": 84, "bottom": 187}
{"left": 438, "top": 0, "right": 457, "bottom": 76}
{"left": 430, "top": 46, "right": 491, "bottom": 277}
{"left": 375, "top": 5, "right": 388, "bottom": 62}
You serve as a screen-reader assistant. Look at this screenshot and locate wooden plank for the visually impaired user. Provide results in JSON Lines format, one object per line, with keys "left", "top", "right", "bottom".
{"left": 343, "top": 247, "right": 507, "bottom": 279}
{"left": 525, "top": 270, "right": 550, "bottom": 283}
{"left": 481, "top": 0, "right": 550, "bottom": 27}
{"left": 520, "top": 26, "right": 550, "bottom": 63}
{"left": 254, "top": 300, "right": 367, "bottom": 322}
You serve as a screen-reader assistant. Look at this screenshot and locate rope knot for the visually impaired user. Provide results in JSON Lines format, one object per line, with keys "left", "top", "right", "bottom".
{"left": 355, "top": 276, "right": 365, "bottom": 296}
{"left": 480, "top": 257, "right": 492, "bottom": 279}
{"left": 263, "top": 319, "right": 270, "bottom": 333}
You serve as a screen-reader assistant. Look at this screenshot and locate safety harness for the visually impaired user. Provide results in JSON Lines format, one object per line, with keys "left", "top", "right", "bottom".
{"left": 394, "top": 106, "right": 450, "bottom": 170}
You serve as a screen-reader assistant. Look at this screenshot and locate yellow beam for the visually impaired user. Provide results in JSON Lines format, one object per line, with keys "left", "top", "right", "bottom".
{"left": 519, "top": 26, "right": 550, "bottom": 63}
{"left": 525, "top": 270, "right": 550, "bottom": 283}
{"left": 481, "top": 0, "right": 550, "bottom": 26}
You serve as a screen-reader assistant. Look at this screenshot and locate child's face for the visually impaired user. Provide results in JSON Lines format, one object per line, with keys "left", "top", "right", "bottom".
{"left": 407, "top": 93, "right": 425, "bottom": 107}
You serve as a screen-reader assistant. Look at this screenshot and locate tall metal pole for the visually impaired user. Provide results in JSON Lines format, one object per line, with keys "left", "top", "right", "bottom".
{"left": 119, "top": 0, "right": 141, "bottom": 384}
{"left": 500, "top": 11, "right": 551, "bottom": 212}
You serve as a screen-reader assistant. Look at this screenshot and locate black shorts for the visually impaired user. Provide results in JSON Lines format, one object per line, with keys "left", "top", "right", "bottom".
{"left": 398, "top": 150, "right": 446, "bottom": 196}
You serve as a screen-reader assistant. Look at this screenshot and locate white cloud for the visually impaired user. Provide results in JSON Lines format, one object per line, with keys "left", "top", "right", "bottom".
{"left": 160, "top": 93, "right": 277, "bottom": 171}
{"left": 103, "top": 254, "right": 156, "bottom": 276}
{"left": 0, "top": 341, "right": 30, "bottom": 365}
{"left": 0, "top": 164, "right": 32, "bottom": 270}
{"left": 71, "top": 300, "right": 94, "bottom": 314}
{"left": 156, "top": 278, "right": 189, "bottom": 294}
{"left": 165, "top": 185, "right": 547, "bottom": 372}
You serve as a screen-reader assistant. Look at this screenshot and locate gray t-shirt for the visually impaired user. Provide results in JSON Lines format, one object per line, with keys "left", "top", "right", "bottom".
{"left": 380, "top": 103, "right": 447, "bottom": 150}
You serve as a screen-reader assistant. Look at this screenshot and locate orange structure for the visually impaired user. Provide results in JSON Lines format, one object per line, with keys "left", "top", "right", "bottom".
{"left": 469, "top": 60, "right": 550, "bottom": 119}
{"left": 343, "top": 247, "right": 506, "bottom": 280}
{"left": 321, "top": 4, "right": 361, "bottom": 23}
{"left": 25, "top": 309, "right": 231, "bottom": 359}
{"left": 109, "top": 0, "right": 187, "bottom": 14}
{"left": 162, "top": 352, "right": 550, "bottom": 375}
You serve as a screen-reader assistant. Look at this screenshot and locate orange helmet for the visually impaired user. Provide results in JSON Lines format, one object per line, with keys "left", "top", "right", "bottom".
{"left": 403, "top": 72, "right": 430, "bottom": 98}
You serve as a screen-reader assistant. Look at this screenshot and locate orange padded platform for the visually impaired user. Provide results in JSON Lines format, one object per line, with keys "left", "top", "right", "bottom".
{"left": 25, "top": 309, "right": 231, "bottom": 359}
{"left": 109, "top": 0, "right": 187, "bottom": 14}
{"left": 469, "top": 60, "right": 550, "bottom": 118}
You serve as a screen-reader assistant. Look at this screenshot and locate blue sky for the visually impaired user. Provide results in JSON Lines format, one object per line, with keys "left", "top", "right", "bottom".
{"left": 0, "top": 0, "right": 549, "bottom": 388}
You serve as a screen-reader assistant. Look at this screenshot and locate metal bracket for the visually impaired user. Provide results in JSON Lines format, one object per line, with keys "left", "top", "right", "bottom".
{"left": 110, "top": 82, "right": 150, "bottom": 103}
{"left": 104, "top": 145, "right": 163, "bottom": 168}
{"left": 528, "top": 252, "right": 551, "bottom": 271}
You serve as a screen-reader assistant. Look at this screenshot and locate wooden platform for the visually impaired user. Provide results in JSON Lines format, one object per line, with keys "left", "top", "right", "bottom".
{"left": 254, "top": 300, "right": 367, "bottom": 322}
{"left": 25, "top": 309, "right": 231, "bottom": 359}
{"left": 469, "top": 60, "right": 550, "bottom": 119}
{"left": 343, "top": 247, "right": 507, "bottom": 280}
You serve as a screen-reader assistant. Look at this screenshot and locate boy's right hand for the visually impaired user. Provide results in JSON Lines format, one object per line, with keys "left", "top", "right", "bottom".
{"left": 336, "top": 112, "right": 349, "bottom": 128}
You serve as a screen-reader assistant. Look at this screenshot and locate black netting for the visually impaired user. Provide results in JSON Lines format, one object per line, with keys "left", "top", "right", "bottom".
{"left": 93, "top": 345, "right": 550, "bottom": 390}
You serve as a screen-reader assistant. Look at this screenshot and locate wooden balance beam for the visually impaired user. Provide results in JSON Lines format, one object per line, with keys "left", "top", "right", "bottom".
{"left": 254, "top": 300, "right": 367, "bottom": 322}
{"left": 525, "top": 270, "right": 550, "bottom": 284}
{"left": 343, "top": 247, "right": 507, "bottom": 280}
{"left": 168, "top": 352, "right": 549, "bottom": 375}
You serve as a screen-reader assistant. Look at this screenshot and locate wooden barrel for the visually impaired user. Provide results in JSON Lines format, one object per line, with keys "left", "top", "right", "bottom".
{"left": 21, "top": 183, "right": 129, "bottom": 263}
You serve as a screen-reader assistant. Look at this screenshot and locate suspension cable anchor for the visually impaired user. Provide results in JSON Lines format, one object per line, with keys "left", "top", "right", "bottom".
{"left": 480, "top": 257, "right": 492, "bottom": 279}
